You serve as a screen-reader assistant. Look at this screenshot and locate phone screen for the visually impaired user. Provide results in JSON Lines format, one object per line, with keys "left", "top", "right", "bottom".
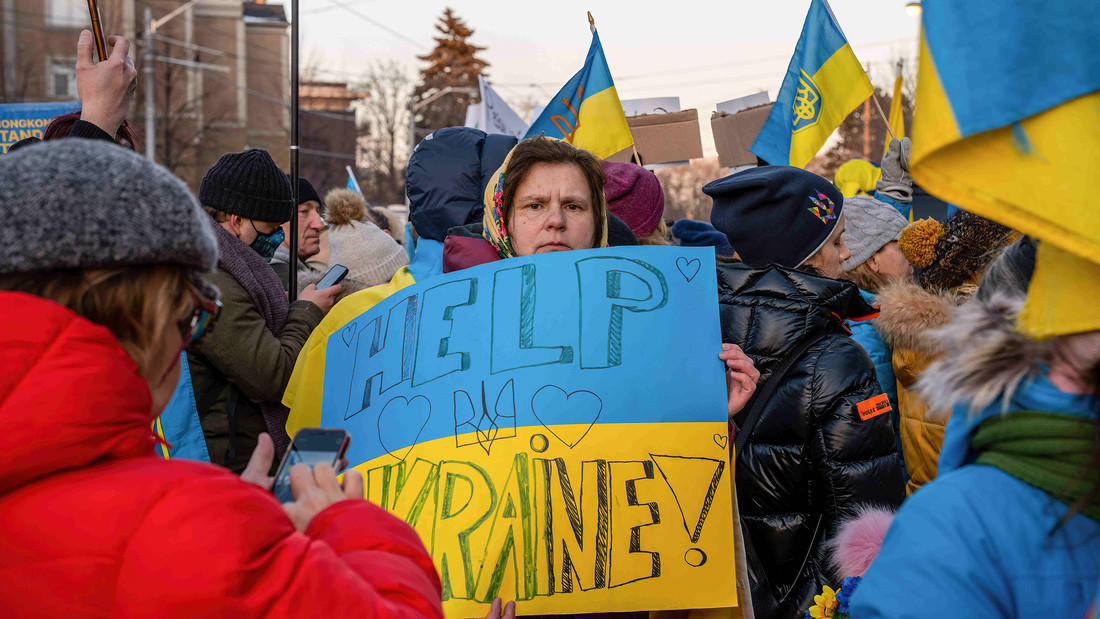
{"left": 317, "top": 264, "right": 348, "bottom": 290}
{"left": 272, "top": 429, "right": 349, "bottom": 503}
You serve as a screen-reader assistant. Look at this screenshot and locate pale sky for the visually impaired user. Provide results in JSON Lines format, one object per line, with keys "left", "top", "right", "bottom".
{"left": 299, "top": 0, "right": 921, "bottom": 156}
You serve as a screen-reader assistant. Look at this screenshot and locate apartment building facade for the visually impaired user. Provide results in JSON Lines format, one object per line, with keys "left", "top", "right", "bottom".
{"left": 0, "top": 0, "right": 290, "bottom": 189}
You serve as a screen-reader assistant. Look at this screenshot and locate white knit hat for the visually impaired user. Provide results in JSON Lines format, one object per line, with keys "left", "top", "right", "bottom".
{"left": 328, "top": 220, "right": 409, "bottom": 287}
{"left": 841, "top": 195, "right": 909, "bottom": 270}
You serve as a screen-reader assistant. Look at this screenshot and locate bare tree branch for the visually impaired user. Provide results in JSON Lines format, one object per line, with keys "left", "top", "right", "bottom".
{"left": 352, "top": 60, "right": 412, "bottom": 204}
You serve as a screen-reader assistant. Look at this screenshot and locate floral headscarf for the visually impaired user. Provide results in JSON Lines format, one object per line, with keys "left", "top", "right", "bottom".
{"left": 481, "top": 141, "right": 609, "bottom": 259}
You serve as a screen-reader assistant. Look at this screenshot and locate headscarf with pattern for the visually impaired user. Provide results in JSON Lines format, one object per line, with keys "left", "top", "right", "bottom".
{"left": 481, "top": 141, "right": 609, "bottom": 259}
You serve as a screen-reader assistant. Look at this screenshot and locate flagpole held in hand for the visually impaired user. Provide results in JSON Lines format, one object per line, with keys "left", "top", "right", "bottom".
{"left": 870, "top": 92, "right": 898, "bottom": 142}
{"left": 86, "top": 0, "right": 108, "bottom": 60}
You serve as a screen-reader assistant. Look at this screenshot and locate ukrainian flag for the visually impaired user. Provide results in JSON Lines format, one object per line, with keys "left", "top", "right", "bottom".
{"left": 751, "top": 0, "right": 872, "bottom": 168}
{"left": 524, "top": 30, "right": 633, "bottom": 159}
{"left": 910, "top": 0, "right": 1100, "bottom": 266}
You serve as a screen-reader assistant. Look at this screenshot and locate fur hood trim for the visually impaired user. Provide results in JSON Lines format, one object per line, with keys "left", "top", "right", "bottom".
{"left": 874, "top": 281, "right": 964, "bottom": 354}
{"left": 916, "top": 292, "right": 1052, "bottom": 417}
{"left": 825, "top": 506, "right": 896, "bottom": 578}
{"left": 323, "top": 188, "right": 367, "bottom": 227}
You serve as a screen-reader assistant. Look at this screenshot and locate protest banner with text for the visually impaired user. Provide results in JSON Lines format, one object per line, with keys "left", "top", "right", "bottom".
{"left": 320, "top": 246, "right": 736, "bottom": 616}
{"left": 0, "top": 102, "right": 79, "bottom": 153}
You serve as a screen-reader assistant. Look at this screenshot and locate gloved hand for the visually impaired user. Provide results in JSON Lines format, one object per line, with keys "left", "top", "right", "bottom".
{"left": 876, "top": 137, "right": 913, "bottom": 203}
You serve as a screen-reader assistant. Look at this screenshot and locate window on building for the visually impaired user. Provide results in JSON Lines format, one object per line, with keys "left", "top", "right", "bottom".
{"left": 49, "top": 60, "right": 78, "bottom": 98}
{"left": 45, "top": 0, "right": 87, "bottom": 28}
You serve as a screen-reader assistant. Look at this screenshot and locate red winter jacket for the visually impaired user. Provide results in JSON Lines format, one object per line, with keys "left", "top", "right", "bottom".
{"left": 0, "top": 292, "right": 443, "bottom": 618}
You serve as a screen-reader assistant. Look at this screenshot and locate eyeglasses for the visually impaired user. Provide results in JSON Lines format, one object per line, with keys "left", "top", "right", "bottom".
{"left": 179, "top": 294, "right": 222, "bottom": 349}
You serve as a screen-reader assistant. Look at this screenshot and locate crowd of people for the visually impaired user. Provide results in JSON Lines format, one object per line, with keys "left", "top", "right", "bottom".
{"left": 0, "top": 28, "right": 1097, "bottom": 619}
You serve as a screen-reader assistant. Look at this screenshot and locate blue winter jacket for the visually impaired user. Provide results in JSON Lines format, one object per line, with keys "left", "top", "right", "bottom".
{"left": 847, "top": 290, "right": 902, "bottom": 466}
{"left": 847, "top": 290, "right": 898, "bottom": 412}
{"left": 850, "top": 371, "right": 1100, "bottom": 618}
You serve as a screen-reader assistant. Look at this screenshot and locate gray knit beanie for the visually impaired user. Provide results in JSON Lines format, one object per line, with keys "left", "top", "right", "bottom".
{"left": 199, "top": 148, "right": 294, "bottom": 223}
{"left": 328, "top": 220, "right": 409, "bottom": 287}
{"left": 841, "top": 195, "right": 909, "bottom": 270}
{"left": 0, "top": 139, "right": 218, "bottom": 281}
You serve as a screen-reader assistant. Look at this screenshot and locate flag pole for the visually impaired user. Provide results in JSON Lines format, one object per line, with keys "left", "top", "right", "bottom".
{"left": 870, "top": 92, "right": 898, "bottom": 142}
{"left": 288, "top": 0, "right": 300, "bottom": 301}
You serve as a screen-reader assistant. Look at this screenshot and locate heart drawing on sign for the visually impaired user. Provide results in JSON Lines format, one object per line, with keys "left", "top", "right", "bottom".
{"left": 377, "top": 395, "right": 431, "bottom": 461}
{"left": 340, "top": 322, "right": 357, "bottom": 347}
{"left": 676, "top": 257, "right": 701, "bottom": 282}
{"left": 713, "top": 433, "right": 728, "bottom": 450}
{"left": 531, "top": 386, "right": 603, "bottom": 448}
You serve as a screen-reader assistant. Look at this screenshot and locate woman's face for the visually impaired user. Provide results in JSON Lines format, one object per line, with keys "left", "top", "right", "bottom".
{"left": 869, "top": 241, "right": 914, "bottom": 282}
{"left": 507, "top": 162, "right": 597, "bottom": 256}
{"left": 804, "top": 215, "right": 852, "bottom": 279}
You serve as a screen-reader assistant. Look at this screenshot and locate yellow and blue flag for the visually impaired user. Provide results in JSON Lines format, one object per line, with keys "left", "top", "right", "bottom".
{"left": 345, "top": 164, "right": 362, "bottom": 195}
{"left": 910, "top": 0, "right": 1100, "bottom": 339}
{"left": 751, "top": 0, "right": 872, "bottom": 168}
{"left": 910, "top": 0, "right": 1100, "bottom": 267}
{"left": 524, "top": 30, "right": 633, "bottom": 159}
{"left": 153, "top": 353, "right": 210, "bottom": 462}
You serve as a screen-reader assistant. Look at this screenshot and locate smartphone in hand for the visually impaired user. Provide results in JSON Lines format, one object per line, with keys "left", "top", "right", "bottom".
{"left": 272, "top": 428, "right": 351, "bottom": 503}
{"left": 317, "top": 264, "right": 348, "bottom": 290}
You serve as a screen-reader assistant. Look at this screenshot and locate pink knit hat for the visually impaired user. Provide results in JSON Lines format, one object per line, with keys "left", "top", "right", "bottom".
{"left": 601, "top": 160, "right": 665, "bottom": 239}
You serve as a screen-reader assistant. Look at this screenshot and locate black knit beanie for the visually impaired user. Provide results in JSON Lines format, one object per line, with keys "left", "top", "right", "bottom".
{"left": 290, "top": 173, "right": 322, "bottom": 206}
{"left": 705, "top": 165, "right": 844, "bottom": 268}
{"left": 607, "top": 212, "right": 640, "bottom": 246}
{"left": 199, "top": 148, "right": 294, "bottom": 223}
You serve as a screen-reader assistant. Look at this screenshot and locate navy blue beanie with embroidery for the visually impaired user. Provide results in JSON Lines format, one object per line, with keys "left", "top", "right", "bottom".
{"left": 704, "top": 165, "right": 844, "bottom": 268}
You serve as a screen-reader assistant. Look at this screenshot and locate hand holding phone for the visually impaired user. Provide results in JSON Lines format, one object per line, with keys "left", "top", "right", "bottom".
{"left": 272, "top": 428, "right": 351, "bottom": 503}
{"left": 317, "top": 264, "right": 349, "bottom": 290}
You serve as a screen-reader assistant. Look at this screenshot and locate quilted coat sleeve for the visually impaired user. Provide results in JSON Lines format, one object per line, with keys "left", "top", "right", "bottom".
{"left": 808, "top": 337, "right": 905, "bottom": 534}
{"left": 114, "top": 469, "right": 443, "bottom": 618}
{"left": 200, "top": 270, "right": 325, "bottom": 403}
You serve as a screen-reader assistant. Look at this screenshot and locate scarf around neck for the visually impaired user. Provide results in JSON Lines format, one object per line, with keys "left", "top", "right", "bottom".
{"left": 208, "top": 214, "right": 288, "bottom": 333}
{"left": 973, "top": 410, "right": 1100, "bottom": 522}
{"left": 207, "top": 215, "right": 292, "bottom": 454}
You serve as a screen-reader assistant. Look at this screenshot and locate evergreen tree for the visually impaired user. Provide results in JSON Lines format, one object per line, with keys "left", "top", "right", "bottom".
{"left": 412, "top": 8, "right": 489, "bottom": 138}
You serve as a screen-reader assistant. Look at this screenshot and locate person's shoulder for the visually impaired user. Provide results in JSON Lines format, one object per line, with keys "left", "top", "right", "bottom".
{"left": 810, "top": 330, "right": 877, "bottom": 373}
{"left": 118, "top": 458, "right": 292, "bottom": 535}
{"left": 896, "top": 465, "right": 1056, "bottom": 541}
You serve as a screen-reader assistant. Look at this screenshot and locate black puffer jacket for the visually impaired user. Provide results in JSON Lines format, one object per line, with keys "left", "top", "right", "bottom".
{"left": 719, "top": 262, "right": 904, "bottom": 619}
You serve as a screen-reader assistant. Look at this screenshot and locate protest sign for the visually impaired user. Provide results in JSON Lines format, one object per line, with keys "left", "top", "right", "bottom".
{"left": 478, "top": 76, "right": 528, "bottom": 140}
{"left": 0, "top": 102, "right": 79, "bottom": 153}
{"left": 319, "top": 246, "right": 737, "bottom": 616}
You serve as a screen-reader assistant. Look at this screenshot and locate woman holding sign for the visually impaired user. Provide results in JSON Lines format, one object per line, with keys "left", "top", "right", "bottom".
{"left": 704, "top": 166, "right": 905, "bottom": 619}
{"left": 441, "top": 136, "right": 759, "bottom": 420}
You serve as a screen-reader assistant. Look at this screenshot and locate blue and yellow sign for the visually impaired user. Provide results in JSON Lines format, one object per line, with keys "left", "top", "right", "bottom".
{"left": 0, "top": 101, "right": 78, "bottom": 153}
{"left": 316, "top": 247, "right": 736, "bottom": 616}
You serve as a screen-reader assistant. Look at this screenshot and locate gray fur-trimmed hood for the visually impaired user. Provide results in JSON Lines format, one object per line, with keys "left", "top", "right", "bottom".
{"left": 916, "top": 292, "right": 1052, "bottom": 417}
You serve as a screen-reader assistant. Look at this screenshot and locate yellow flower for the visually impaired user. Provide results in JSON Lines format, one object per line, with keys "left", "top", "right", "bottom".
{"left": 808, "top": 585, "right": 838, "bottom": 618}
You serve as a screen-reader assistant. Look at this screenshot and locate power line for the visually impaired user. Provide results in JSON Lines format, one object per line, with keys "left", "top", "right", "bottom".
{"left": 315, "top": 0, "right": 427, "bottom": 52}
{"left": 492, "top": 37, "right": 918, "bottom": 88}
